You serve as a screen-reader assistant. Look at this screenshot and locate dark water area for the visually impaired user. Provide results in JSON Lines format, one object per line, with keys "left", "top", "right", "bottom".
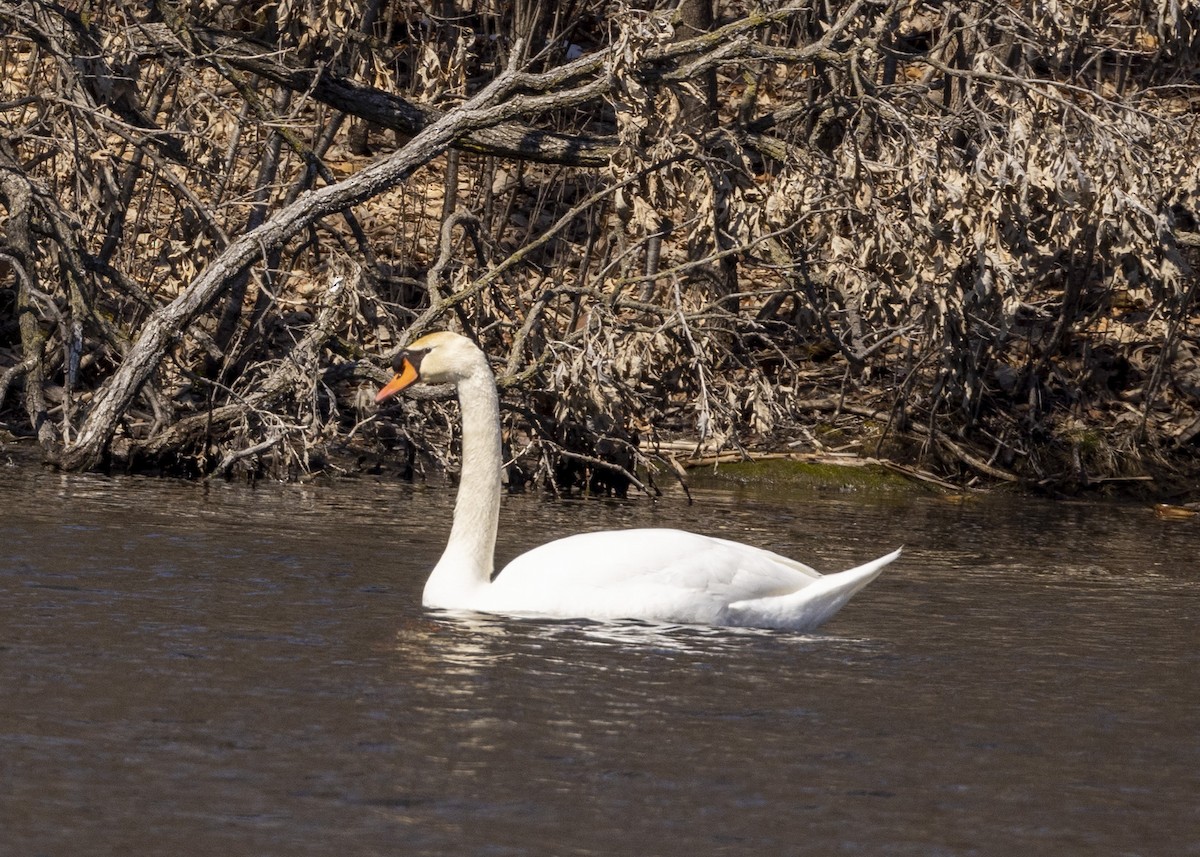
{"left": 1, "top": 461, "right": 1197, "bottom": 856}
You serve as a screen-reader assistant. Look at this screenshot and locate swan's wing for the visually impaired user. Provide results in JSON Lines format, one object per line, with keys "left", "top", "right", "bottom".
{"left": 726, "top": 548, "right": 901, "bottom": 630}
{"left": 484, "top": 528, "right": 824, "bottom": 625}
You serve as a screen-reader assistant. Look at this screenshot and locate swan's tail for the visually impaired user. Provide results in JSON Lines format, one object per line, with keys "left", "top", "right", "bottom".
{"left": 725, "top": 548, "right": 901, "bottom": 632}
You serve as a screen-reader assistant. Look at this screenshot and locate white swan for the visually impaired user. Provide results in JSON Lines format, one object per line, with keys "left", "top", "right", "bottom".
{"left": 376, "top": 331, "right": 900, "bottom": 631}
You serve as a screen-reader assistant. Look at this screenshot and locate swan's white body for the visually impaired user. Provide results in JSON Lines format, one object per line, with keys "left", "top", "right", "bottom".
{"left": 378, "top": 332, "right": 900, "bottom": 631}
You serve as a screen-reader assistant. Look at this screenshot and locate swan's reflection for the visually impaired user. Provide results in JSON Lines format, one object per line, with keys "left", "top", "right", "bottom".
{"left": 394, "top": 609, "right": 871, "bottom": 678}
{"left": 388, "top": 611, "right": 880, "bottom": 772}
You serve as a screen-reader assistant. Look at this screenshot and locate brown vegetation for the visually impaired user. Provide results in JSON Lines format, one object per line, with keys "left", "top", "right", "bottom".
{"left": 1, "top": 0, "right": 1198, "bottom": 496}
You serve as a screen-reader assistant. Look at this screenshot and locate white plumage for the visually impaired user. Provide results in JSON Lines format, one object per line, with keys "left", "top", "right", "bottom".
{"left": 377, "top": 331, "right": 900, "bottom": 631}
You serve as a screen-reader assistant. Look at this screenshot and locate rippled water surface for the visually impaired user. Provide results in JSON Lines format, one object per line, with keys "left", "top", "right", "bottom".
{"left": 1, "top": 462, "right": 1198, "bottom": 855}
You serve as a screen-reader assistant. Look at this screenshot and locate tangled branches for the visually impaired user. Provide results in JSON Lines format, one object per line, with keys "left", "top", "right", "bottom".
{"left": 1, "top": 0, "right": 1198, "bottom": 494}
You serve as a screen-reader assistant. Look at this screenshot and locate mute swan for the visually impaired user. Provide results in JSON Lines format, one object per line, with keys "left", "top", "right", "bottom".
{"left": 376, "top": 331, "right": 900, "bottom": 631}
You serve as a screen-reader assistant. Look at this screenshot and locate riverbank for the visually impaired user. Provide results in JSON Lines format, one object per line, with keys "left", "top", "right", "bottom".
{"left": 4, "top": 424, "right": 1197, "bottom": 507}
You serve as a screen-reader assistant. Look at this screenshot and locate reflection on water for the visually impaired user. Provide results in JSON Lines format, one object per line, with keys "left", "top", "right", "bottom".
{"left": 1, "top": 462, "right": 1198, "bottom": 855}
{"left": 398, "top": 611, "right": 878, "bottom": 675}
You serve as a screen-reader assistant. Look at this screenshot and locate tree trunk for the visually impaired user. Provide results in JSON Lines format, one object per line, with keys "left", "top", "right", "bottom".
{"left": 0, "top": 143, "right": 55, "bottom": 449}
{"left": 675, "top": 0, "right": 719, "bottom": 131}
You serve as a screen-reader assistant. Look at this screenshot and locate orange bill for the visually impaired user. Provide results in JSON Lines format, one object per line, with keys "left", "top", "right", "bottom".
{"left": 375, "top": 357, "right": 419, "bottom": 404}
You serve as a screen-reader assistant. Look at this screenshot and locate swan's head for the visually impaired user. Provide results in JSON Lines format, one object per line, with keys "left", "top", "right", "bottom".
{"left": 375, "top": 331, "right": 486, "bottom": 403}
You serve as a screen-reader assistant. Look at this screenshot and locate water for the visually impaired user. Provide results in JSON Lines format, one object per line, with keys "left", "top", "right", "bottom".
{"left": 1, "top": 462, "right": 1197, "bottom": 855}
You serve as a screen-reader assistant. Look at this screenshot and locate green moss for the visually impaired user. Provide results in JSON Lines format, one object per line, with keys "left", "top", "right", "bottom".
{"left": 690, "top": 458, "right": 922, "bottom": 492}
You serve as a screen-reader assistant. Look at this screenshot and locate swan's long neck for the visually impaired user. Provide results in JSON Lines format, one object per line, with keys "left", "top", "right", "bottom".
{"left": 423, "top": 362, "right": 502, "bottom": 608}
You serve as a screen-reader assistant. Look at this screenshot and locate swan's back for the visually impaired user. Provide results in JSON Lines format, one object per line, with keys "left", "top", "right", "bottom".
{"left": 478, "top": 528, "right": 827, "bottom": 625}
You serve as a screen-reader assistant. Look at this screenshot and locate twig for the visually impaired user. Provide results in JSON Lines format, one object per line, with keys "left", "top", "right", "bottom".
{"left": 549, "top": 445, "right": 651, "bottom": 496}
{"left": 209, "top": 432, "right": 284, "bottom": 478}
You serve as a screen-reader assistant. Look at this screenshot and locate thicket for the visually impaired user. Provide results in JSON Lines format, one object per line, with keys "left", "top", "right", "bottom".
{"left": 1, "top": 0, "right": 1198, "bottom": 494}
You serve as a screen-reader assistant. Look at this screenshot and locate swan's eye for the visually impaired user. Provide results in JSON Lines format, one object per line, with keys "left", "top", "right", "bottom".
{"left": 392, "top": 348, "right": 426, "bottom": 374}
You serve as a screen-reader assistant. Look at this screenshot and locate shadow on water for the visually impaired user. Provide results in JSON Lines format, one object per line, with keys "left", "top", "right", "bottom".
{"left": 1, "top": 463, "right": 1198, "bottom": 855}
